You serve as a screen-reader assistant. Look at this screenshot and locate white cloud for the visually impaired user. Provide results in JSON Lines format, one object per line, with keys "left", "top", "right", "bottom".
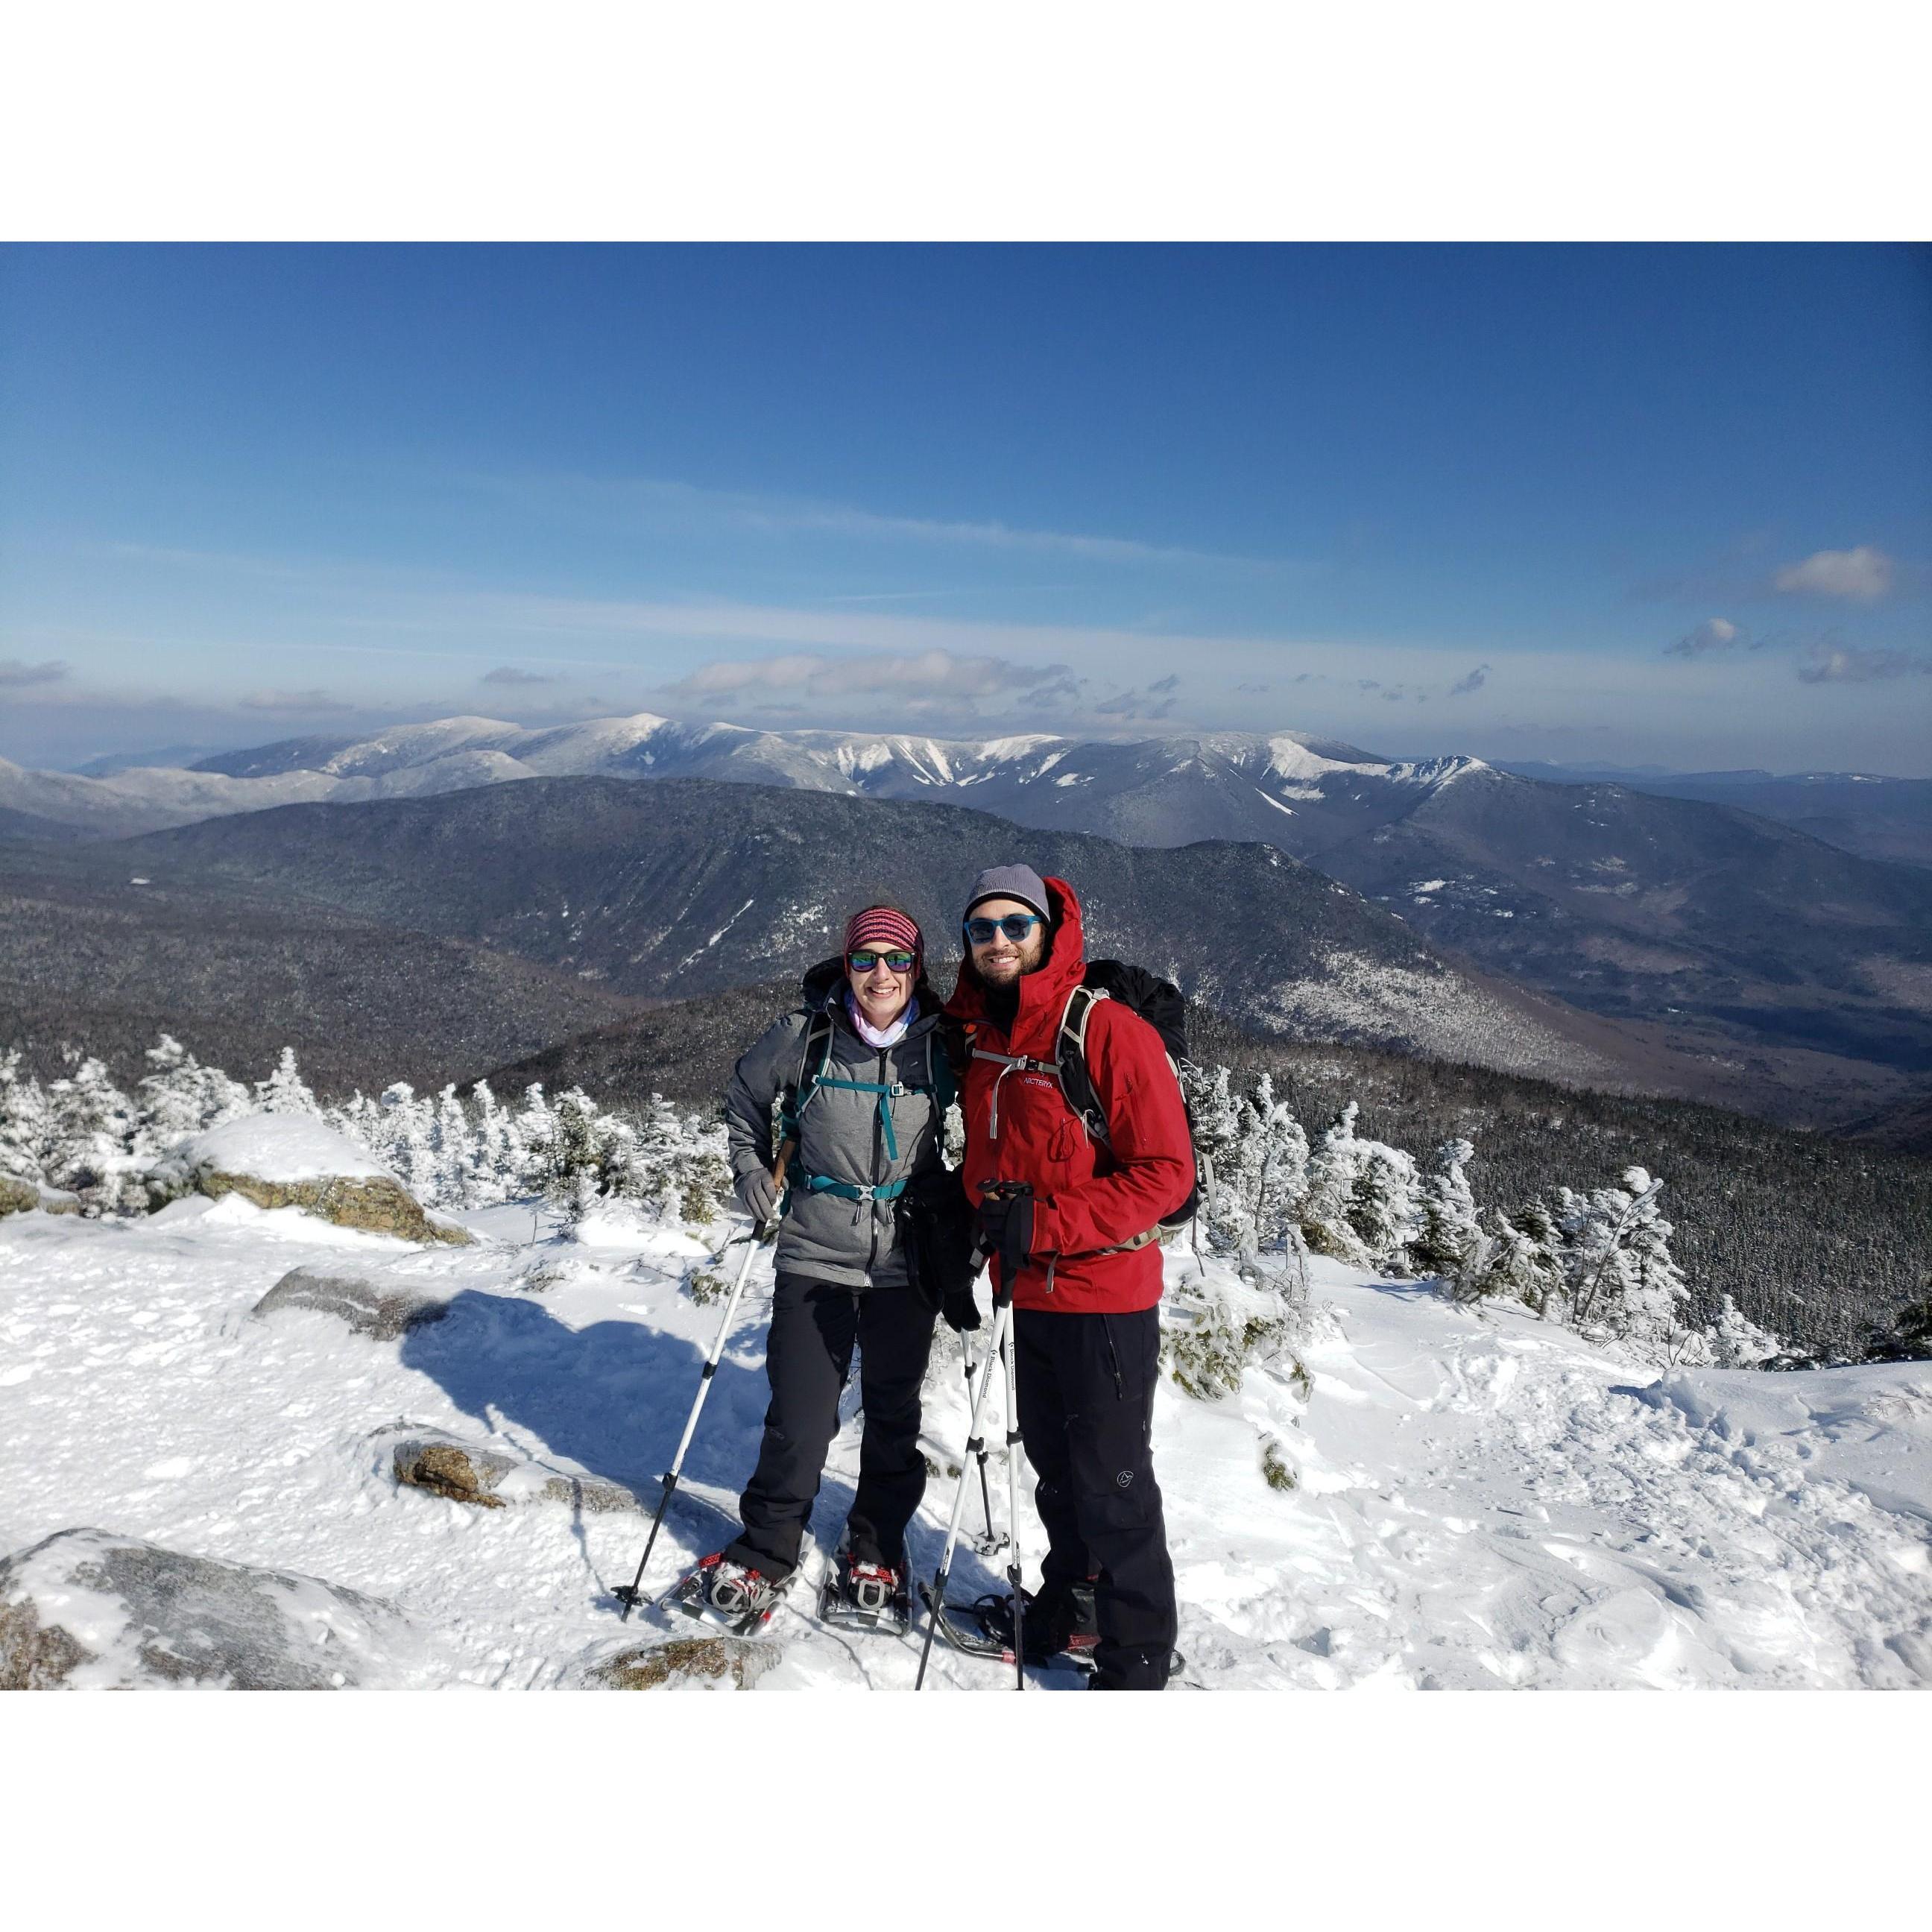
{"left": 481, "top": 666, "right": 560, "bottom": 686}
{"left": 1796, "top": 643, "right": 1931, "bottom": 684}
{"left": 1665, "top": 618, "right": 1740, "bottom": 658}
{"left": 1449, "top": 663, "right": 1491, "bottom": 694}
{"left": 1772, "top": 546, "right": 1895, "bottom": 603}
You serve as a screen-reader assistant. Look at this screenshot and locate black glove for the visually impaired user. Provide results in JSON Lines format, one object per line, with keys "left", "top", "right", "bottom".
{"left": 976, "top": 1189, "right": 1035, "bottom": 1290}
{"left": 941, "top": 1282, "right": 982, "bottom": 1333}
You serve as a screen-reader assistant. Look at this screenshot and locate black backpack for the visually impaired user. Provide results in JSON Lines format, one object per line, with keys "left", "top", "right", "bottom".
{"left": 1056, "top": 961, "right": 1202, "bottom": 1233}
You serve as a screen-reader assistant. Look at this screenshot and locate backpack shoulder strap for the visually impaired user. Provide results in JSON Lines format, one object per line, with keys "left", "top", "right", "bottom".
{"left": 925, "top": 1027, "right": 957, "bottom": 1114}
{"left": 779, "top": 1006, "right": 836, "bottom": 1140}
{"left": 1055, "top": 983, "right": 1111, "bottom": 1143}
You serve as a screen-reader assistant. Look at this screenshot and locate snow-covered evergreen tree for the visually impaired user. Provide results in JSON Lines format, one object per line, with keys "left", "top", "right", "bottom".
{"left": 37, "top": 1055, "right": 143, "bottom": 1212}
{"left": 133, "top": 1035, "right": 251, "bottom": 1152}
{"left": 1183, "top": 1062, "right": 1250, "bottom": 1255}
{"left": 1410, "top": 1137, "right": 1483, "bottom": 1287}
{"left": 254, "top": 1046, "right": 321, "bottom": 1117}
{"left": 1707, "top": 1295, "right": 1781, "bottom": 1368}
{"left": 1560, "top": 1166, "right": 1693, "bottom": 1361}
{"left": 1459, "top": 1200, "right": 1566, "bottom": 1313}
{"left": 1246, "top": 1072, "right": 1310, "bottom": 1258}
{"left": 1345, "top": 1141, "right": 1423, "bottom": 1274}
{"left": 0, "top": 1050, "right": 57, "bottom": 1184}
{"left": 1301, "top": 1102, "right": 1374, "bottom": 1267}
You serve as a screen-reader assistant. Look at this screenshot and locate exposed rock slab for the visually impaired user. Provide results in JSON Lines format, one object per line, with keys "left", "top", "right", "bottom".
{"left": 198, "top": 1169, "right": 471, "bottom": 1243}
{"left": 253, "top": 1267, "right": 454, "bottom": 1340}
{"left": 0, "top": 1528, "right": 413, "bottom": 1690}
{"left": 0, "top": 1175, "right": 81, "bottom": 1219}
{"left": 583, "top": 1635, "right": 777, "bottom": 1690}
{"left": 388, "top": 1430, "right": 642, "bottom": 1514}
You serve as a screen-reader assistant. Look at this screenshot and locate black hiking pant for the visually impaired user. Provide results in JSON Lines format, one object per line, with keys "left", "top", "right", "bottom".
{"left": 1014, "top": 1305, "right": 1177, "bottom": 1691}
{"left": 724, "top": 1272, "right": 938, "bottom": 1582}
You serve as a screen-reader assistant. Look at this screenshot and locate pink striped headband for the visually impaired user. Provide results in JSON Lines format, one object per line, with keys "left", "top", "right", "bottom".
{"left": 844, "top": 906, "right": 922, "bottom": 963}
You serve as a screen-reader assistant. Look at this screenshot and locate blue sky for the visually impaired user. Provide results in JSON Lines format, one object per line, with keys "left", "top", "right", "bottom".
{"left": 3, "top": 243, "right": 1928, "bottom": 772}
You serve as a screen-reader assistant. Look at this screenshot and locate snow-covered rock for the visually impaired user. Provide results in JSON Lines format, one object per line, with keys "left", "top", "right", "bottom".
{"left": 388, "top": 1432, "right": 643, "bottom": 1515}
{"left": 183, "top": 1114, "right": 394, "bottom": 1184}
{"left": 0, "top": 1528, "right": 417, "bottom": 1690}
{"left": 182, "top": 1115, "right": 471, "bottom": 1244}
{"left": 252, "top": 1266, "right": 455, "bottom": 1340}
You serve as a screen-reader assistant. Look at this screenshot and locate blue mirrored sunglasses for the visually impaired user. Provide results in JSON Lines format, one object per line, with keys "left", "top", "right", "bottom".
{"left": 963, "top": 913, "right": 1043, "bottom": 944}
{"left": 847, "top": 950, "right": 917, "bottom": 973}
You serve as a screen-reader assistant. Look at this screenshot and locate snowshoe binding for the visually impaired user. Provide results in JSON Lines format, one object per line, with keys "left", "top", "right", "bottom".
{"left": 927, "top": 1581, "right": 1184, "bottom": 1678}
{"left": 918, "top": 1582, "right": 1099, "bottom": 1668}
{"left": 818, "top": 1546, "right": 911, "bottom": 1634}
{"left": 661, "top": 1552, "right": 793, "bottom": 1637}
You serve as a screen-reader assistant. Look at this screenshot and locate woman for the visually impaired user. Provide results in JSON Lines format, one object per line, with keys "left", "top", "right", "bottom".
{"left": 671, "top": 903, "right": 973, "bottom": 1635}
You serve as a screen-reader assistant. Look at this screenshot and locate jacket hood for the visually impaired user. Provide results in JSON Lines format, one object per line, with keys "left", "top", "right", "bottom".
{"left": 943, "top": 874, "right": 1087, "bottom": 1038}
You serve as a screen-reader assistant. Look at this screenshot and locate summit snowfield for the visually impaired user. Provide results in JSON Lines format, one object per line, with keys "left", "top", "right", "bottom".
{"left": 3, "top": 1190, "right": 1926, "bottom": 1690}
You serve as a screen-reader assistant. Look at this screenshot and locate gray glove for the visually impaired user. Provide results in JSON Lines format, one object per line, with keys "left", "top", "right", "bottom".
{"left": 736, "top": 1165, "right": 781, "bottom": 1227}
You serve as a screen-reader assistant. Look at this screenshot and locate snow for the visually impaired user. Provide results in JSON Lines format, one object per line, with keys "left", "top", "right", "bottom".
{"left": 4, "top": 1195, "right": 1925, "bottom": 1691}
{"left": 1255, "top": 789, "right": 1296, "bottom": 815}
{"left": 1266, "top": 735, "right": 1382, "bottom": 783}
{"left": 180, "top": 1116, "right": 394, "bottom": 1184}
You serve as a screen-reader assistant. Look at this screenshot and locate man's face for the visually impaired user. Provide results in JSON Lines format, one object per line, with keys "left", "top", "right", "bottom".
{"left": 965, "top": 897, "right": 1048, "bottom": 987}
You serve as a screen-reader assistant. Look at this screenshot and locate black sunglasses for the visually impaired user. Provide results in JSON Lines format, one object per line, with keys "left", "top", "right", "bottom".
{"left": 964, "top": 913, "right": 1043, "bottom": 945}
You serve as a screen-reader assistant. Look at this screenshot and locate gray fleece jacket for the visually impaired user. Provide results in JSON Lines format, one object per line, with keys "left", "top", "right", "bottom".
{"left": 724, "top": 971, "right": 951, "bottom": 1290}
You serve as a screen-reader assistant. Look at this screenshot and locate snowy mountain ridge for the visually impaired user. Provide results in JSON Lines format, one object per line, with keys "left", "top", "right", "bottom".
{"left": 4, "top": 716, "right": 1484, "bottom": 836}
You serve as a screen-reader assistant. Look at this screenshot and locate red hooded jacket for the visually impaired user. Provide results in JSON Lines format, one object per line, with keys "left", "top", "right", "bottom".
{"left": 944, "top": 876, "right": 1194, "bottom": 1314}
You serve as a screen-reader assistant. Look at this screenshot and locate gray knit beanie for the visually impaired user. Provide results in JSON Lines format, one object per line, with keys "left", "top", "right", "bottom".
{"left": 963, "top": 864, "right": 1052, "bottom": 924}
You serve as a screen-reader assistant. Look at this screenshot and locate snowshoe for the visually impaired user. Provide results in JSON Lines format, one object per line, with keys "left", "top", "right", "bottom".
{"left": 919, "top": 1591, "right": 1174, "bottom": 1685}
{"left": 660, "top": 1552, "right": 794, "bottom": 1637}
{"left": 818, "top": 1547, "right": 911, "bottom": 1634}
{"left": 918, "top": 1583, "right": 1018, "bottom": 1662}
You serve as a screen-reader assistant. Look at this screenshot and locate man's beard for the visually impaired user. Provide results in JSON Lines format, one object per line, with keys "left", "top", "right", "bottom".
{"left": 977, "top": 950, "right": 1044, "bottom": 1028}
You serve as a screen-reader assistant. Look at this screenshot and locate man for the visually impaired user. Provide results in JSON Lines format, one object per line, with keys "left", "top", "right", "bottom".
{"left": 944, "top": 863, "right": 1192, "bottom": 1690}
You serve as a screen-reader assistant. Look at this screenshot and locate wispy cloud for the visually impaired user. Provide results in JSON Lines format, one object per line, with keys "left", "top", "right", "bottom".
{"left": 469, "top": 470, "right": 1292, "bottom": 574}
{"left": 0, "top": 658, "right": 70, "bottom": 687}
{"left": 1796, "top": 643, "right": 1931, "bottom": 684}
{"left": 1773, "top": 546, "right": 1896, "bottom": 603}
{"left": 1665, "top": 618, "right": 1740, "bottom": 658}
{"left": 1449, "top": 663, "right": 1491, "bottom": 694}
{"left": 1093, "top": 673, "right": 1182, "bottom": 720}
{"left": 666, "top": 648, "right": 1069, "bottom": 702}
{"left": 238, "top": 688, "right": 356, "bottom": 714}
{"left": 481, "top": 666, "right": 561, "bottom": 686}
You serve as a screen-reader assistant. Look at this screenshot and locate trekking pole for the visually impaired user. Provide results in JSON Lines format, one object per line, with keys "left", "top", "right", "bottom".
{"left": 613, "top": 1140, "right": 793, "bottom": 1620}
{"left": 999, "top": 1312, "right": 1026, "bottom": 1693}
{"left": 959, "top": 1330, "right": 1007, "bottom": 1557}
{"left": 915, "top": 1282, "right": 1011, "bottom": 1690}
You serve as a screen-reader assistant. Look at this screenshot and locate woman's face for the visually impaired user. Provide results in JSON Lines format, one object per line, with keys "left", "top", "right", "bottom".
{"left": 846, "top": 941, "right": 916, "bottom": 1030}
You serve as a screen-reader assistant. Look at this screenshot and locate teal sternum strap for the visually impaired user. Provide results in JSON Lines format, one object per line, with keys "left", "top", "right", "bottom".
{"left": 809, "top": 1074, "right": 903, "bottom": 1160}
